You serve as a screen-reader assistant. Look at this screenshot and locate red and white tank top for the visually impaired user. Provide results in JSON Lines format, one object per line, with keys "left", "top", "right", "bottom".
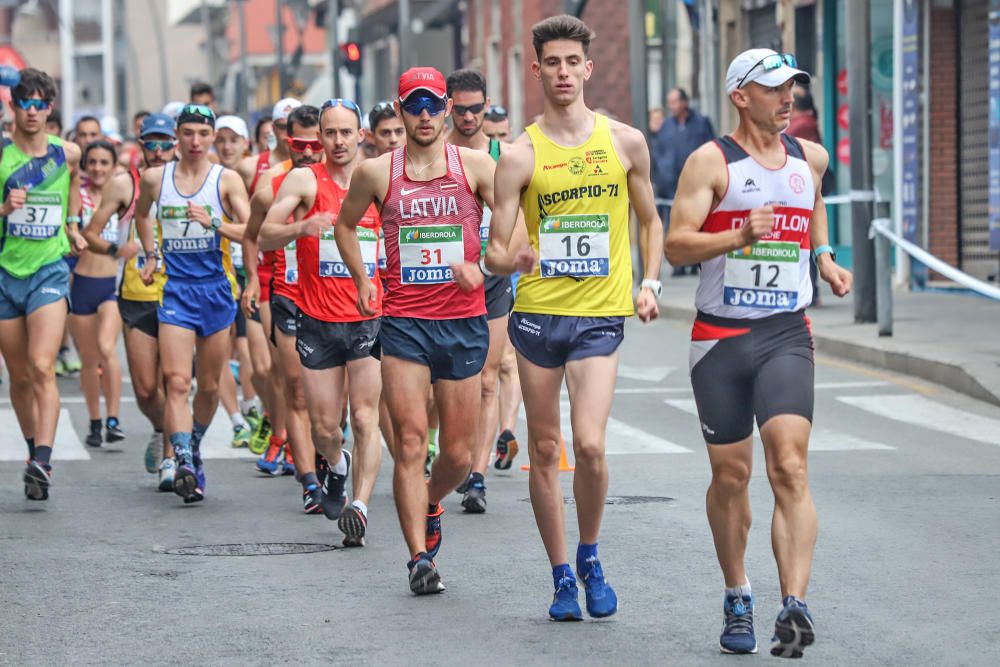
{"left": 249, "top": 151, "right": 270, "bottom": 194}
{"left": 379, "top": 143, "right": 485, "bottom": 319}
{"left": 696, "top": 134, "right": 815, "bottom": 319}
{"left": 270, "top": 171, "right": 298, "bottom": 302}
{"left": 296, "top": 162, "right": 382, "bottom": 322}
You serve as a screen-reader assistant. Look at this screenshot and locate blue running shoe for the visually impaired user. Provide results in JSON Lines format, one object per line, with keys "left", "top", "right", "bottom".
{"left": 720, "top": 593, "right": 758, "bottom": 654}
{"left": 425, "top": 503, "right": 444, "bottom": 560}
{"left": 255, "top": 438, "right": 284, "bottom": 476}
{"left": 280, "top": 443, "right": 296, "bottom": 477}
{"left": 407, "top": 553, "right": 445, "bottom": 595}
{"left": 172, "top": 446, "right": 199, "bottom": 502}
{"left": 548, "top": 575, "right": 583, "bottom": 621}
{"left": 578, "top": 557, "right": 618, "bottom": 618}
{"left": 770, "top": 596, "right": 815, "bottom": 659}
{"left": 185, "top": 461, "right": 206, "bottom": 504}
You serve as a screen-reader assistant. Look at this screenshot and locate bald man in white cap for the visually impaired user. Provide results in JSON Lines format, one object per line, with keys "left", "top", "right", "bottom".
{"left": 665, "top": 48, "right": 852, "bottom": 659}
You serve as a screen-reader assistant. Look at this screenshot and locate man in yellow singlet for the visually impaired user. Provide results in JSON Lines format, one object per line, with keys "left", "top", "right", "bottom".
{"left": 487, "top": 15, "right": 663, "bottom": 621}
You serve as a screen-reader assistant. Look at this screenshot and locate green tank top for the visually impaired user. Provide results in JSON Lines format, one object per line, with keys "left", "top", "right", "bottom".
{"left": 0, "top": 135, "right": 71, "bottom": 278}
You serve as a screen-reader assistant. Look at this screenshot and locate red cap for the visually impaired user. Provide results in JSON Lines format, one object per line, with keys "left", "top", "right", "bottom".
{"left": 398, "top": 67, "right": 447, "bottom": 101}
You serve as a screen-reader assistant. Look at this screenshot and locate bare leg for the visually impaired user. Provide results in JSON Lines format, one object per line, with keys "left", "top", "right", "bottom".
{"left": 346, "top": 356, "right": 382, "bottom": 505}
{"left": 471, "top": 315, "right": 507, "bottom": 475}
{"left": 705, "top": 439, "right": 754, "bottom": 587}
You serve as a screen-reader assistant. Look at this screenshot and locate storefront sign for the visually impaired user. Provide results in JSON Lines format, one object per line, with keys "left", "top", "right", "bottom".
{"left": 901, "top": 0, "right": 925, "bottom": 281}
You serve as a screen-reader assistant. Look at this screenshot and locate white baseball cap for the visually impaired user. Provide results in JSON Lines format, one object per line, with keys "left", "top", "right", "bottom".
{"left": 216, "top": 115, "right": 249, "bottom": 140}
{"left": 726, "top": 48, "right": 810, "bottom": 95}
{"left": 161, "top": 100, "right": 186, "bottom": 119}
{"left": 272, "top": 98, "right": 302, "bottom": 122}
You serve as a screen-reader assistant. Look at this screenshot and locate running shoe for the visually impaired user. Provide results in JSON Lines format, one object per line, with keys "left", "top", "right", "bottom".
{"left": 578, "top": 557, "right": 618, "bottom": 618}
{"left": 255, "top": 438, "right": 284, "bottom": 476}
{"left": 248, "top": 414, "right": 271, "bottom": 455}
{"left": 63, "top": 349, "right": 82, "bottom": 375}
{"left": 105, "top": 417, "right": 125, "bottom": 443}
{"left": 85, "top": 423, "right": 103, "bottom": 448}
{"left": 549, "top": 575, "right": 583, "bottom": 621}
{"left": 770, "top": 596, "right": 815, "bottom": 659}
{"left": 455, "top": 472, "right": 472, "bottom": 495}
{"left": 172, "top": 447, "right": 199, "bottom": 502}
{"left": 231, "top": 424, "right": 252, "bottom": 448}
{"left": 302, "top": 483, "right": 323, "bottom": 515}
{"left": 426, "top": 503, "right": 444, "bottom": 560}
{"left": 158, "top": 458, "right": 175, "bottom": 492}
{"left": 144, "top": 431, "right": 162, "bottom": 473}
{"left": 493, "top": 429, "right": 519, "bottom": 470}
{"left": 407, "top": 553, "right": 445, "bottom": 595}
{"left": 720, "top": 593, "right": 758, "bottom": 654}
{"left": 245, "top": 406, "right": 262, "bottom": 434}
{"left": 425, "top": 440, "right": 438, "bottom": 477}
{"left": 320, "top": 450, "right": 351, "bottom": 520}
{"left": 22, "top": 460, "right": 51, "bottom": 501}
{"left": 185, "top": 444, "right": 206, "bottom": 504}
{"left": 339, "top": 503, "right": 367, "bottom": 547}
{"left": 280, "top": 443, "right": 296, "bottom": 476}
{"left": 461, "top": 479, "right": 487, "bottom": 514}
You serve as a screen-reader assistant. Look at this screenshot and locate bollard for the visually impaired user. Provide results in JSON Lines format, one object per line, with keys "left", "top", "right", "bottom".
{"left": 871, "top": 218, "right": 893, "bottom": 337}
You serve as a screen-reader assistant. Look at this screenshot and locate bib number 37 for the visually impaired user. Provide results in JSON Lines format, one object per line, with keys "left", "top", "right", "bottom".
{"left": 538, "top": 213, "right": 610, "bottom": 278}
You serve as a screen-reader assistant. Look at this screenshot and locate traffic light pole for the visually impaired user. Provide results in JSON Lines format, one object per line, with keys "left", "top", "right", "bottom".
{"left": 327, "top": 0, "right": 341, "bottom": 99}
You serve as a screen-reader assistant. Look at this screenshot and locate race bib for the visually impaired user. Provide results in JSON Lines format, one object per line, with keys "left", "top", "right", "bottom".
{"left": 284, "top": 240, "right": 298, "bottom": 283}
{"left": 479, "top": 206, "right": 492, "bottom": 256}
{"left": 398, "top": 224, "right": 464, "bottom": 284}
{"left": 230, "top": 238, "right": 244, "bottom": 269}
{"left": 136, "top": 239, "right": 163, "bottom": 272}
{"left": 723, "top": 241, "right": 800, "bottom": 310}
{"left": 319, "top": 227, "right": 377, "bottom": 279}
{"left": 538, "top": 214, "right": 610, "bottom": 278}
{"left": 7, "top": 191, "right": 63, "bottom": 239}
{"left": 100, "top": 213, "right": 120, "bottom": 244}
{"left": 160, "top": 205, "right": 214, "bottom": 253}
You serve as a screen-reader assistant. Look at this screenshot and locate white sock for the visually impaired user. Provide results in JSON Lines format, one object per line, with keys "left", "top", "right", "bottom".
{"left": 351, "top": 499, "right": 368, "bottom": 518}
{"left": 239, "top": 398, "right": 259, "bottom": 415}
{"left": 230, "top": 412, "right": 249, "bottom": 430}
{"left": 332, "top": 450, "right": 348, "bottom": 475}
{"left": 725, "top": 580, "right": 752, "bottom": 600}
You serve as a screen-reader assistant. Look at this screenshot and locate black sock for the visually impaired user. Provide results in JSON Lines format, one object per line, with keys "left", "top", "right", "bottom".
{"left": 26, "top": 437, "right": 35, "bottom": 459}
{"left": 89, "top": 419, "right": 102, "bottom": 432}
{"left": 34, "top": 446, "right": 52, "bottom": 467}
{"left": 300, "top": 472, "right": 319, "bottom": 490}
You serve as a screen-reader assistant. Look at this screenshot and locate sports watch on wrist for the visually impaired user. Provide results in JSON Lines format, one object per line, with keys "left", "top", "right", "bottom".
{"left": 814, "top": 244, "right": 836, "bottom": 262}
{"left": 641, "top": 279, "right": 663, "bottom": 297}
{"left": 106, "top": 242, "right": 119, "bottom": 257}
{"left": 210, "top": 217, "right": 222, "bottom": 231}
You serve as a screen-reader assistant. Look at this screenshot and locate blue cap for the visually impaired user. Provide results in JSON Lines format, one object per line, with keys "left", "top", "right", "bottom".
{"left": 139, "top": 113, "right": 176, "bottom": 139}
{"left": 0, "top": 65, "right": 21, "bottom": 89}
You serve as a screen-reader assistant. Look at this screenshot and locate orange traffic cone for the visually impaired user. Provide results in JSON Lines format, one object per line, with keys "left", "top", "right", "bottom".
{"left": 521, "top": 436, "right": 575, "bottom": 472}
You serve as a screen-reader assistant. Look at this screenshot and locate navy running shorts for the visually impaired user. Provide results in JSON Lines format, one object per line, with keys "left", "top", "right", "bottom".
{"left": 689, "top": 310, "right": 814, "bottom": 445}
{"left": 0, "top": 260, "right": 70, "bottom": 320}
{"left": 508, "top": 312, "right": 625, "bottom": 369}
{"left": 70, "top": 274, "right": 117, "bottom": 315}
{"left": 295, "top": 311, "right": 380, "bottom": 371}
{"left": 118, "top": 298, "right": 159, "bottom": 338}
{"left": 270, "top": 292, "right": 298, "bottom": 344}
{"left": 159, "top": 278, "right": 237, "bottom": 338}
{"left": 380, "top": 315, "right": 488, "bottom": 383}
{"left": 484, "top": 275, "right": 513, "bottom": 320}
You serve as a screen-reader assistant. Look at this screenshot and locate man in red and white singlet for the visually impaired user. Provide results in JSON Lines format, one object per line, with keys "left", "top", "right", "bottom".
{"left": 666, "top": 48, "right": 852, "bottom": 658}
{"left": 335, "top": 67, "right": 505, "bottom": 595}
{"left": 260, "top": 99, "right": 384, "bottom": 547}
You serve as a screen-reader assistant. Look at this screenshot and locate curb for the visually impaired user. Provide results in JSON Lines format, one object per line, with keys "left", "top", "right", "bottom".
{"left": 658, "top": 300, "right": 1000, "bottom": 408}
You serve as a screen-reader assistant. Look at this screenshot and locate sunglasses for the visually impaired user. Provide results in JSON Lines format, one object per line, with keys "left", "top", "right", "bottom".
{"left": 453, "top": 102, "right": 485, "bottom": 116}
{"left": 15, "top": 98, "right": 51, "bottom": 111}
{"left": 321, "top": 98, "right": 362, "bottom": 124}
{"left": 371, "top": 101, "right": 394, "bottom": 114}
{"left": 288, "top": 137, "right": 322, "bottom": 153}
{"left": 180, "top": 103, "right": 215, "bottom": 119}
{"left": 485, "top": 105, "right": 508, "bottom": 120}
{"left": 736, "top": 53, "right": 798, "bottom": 90}
{"left": 400, "top": 94, "right": 447, "bottom": 117}
{"left": 142, "top": 140, "right": 175, "bottom": 152}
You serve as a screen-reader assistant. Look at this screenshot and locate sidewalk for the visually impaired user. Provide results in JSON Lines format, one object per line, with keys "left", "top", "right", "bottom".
{"left": 658, "top": 275, "right": 1000, "bottom": 406}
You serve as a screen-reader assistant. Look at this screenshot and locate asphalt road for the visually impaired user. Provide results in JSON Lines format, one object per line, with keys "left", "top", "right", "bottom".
{"left": 2, "top": 314, "right": 998, "bottom": 666}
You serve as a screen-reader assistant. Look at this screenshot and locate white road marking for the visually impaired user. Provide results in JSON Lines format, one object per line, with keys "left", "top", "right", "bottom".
{"left": 838, "top": 394, "right": 1000, "bottom": 447}
{"left": 663, "top": 399, "right": 895, "bottom": 451}
{"left": 198, "top": 409, "right": 258, "bottom": 460}
{"left": 0, "top": 397, "right": 136, "bottom": 405}
{"left": 0, "top": 409, "right": 91, "bottom": 461}
{"left": 617, "top": 364, "right": 675, "bottom": 383}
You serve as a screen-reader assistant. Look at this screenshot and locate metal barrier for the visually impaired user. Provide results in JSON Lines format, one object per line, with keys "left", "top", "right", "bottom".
{"left": 869, "top": 217, "right": 1000, "bottom": 337}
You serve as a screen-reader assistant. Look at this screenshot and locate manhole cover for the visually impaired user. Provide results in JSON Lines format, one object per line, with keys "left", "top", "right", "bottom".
{"left": 520, "top": 496, "right": 674, "bottom": 506}
{"left": 157, "top": 542, "right": 340, "bottom": 556}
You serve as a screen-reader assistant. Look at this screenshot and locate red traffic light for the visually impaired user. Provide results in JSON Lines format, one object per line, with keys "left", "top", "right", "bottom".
{"left": 342, "top": 42, "right": 361, "bottom": 62}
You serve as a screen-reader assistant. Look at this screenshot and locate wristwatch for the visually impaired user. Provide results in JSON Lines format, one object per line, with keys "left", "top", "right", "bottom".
{"left": 106, "top": 242, "right": 119, "bottom": 257}
{"left": 640, "top": 279, "right": 663, "bottom": 297}
{"left": 210, "top": 216, "right": 222, "bottom": 231}
{"left": 814, "top": 244, "right": 836, "bottom": 262}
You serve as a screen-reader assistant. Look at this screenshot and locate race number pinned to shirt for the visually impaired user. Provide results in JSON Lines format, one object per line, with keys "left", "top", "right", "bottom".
{"left": 479, "top": 206, "right": 493, "bottom": 256}
{"left": 284, "top": 240, "right": 298, "bottom": 284}
{"left": 7, "top": 191, "right": 63, "bottom": 239}
{"left": 724, "top": 242, "right": 800, "bottom": 310}
{"left": 100, "top": 213, "right": 121, "bottom": 244}
{"left": 319, "top": 227, "right": 377, "bottom": 279}
{"left": 398, "top": 224, "right": 465, "bottom": 284}
{"left": 377, "top": 229, "right": 387, "bottom": 273}
{"left": 538, "top": 214, "right": 610, "bottom": 278}
{"left": 160, "top": 205, "right": 214, "bottom": 253}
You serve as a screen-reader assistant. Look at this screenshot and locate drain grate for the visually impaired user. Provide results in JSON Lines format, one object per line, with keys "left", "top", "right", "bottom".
{"left": 157, "top": 542, "right": 340, "bottom": 557}
{"left": 521, "top": 496, "right": 674, "bottom": 506}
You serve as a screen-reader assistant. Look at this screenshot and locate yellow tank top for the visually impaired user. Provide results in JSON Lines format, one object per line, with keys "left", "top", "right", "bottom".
{"left": 518, "top": 114, "right": 634, "bottom": 317}
{"left": 119, "top": 207, "right": 166, "bottom": 302}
